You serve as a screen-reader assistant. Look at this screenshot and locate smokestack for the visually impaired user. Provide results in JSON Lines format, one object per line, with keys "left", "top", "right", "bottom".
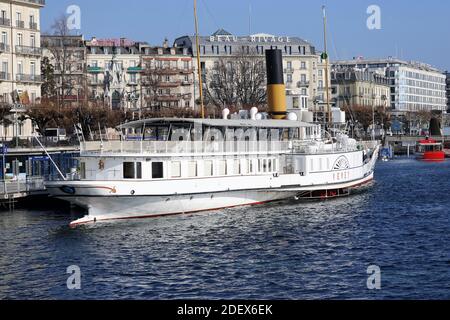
{"left": 265, "top": 49, "right": 287, "bottom": 119}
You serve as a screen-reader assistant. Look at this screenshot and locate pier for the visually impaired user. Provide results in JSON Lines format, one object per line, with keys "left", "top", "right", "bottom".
{"left": 0, "top": 140, "right": 80, "bottom": 204}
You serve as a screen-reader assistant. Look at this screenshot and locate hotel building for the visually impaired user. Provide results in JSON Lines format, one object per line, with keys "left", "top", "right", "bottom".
{"left": 174, "top": 29, "right": 331, "bottom": 112}
{"left": 333, "top": 58, "right": 447, "bottom": 114}
{"left": 331, "top": 67, "right": 390, "bottom": 110}
{"left": 0, "top": 0, "right": 45, "bottom": 140}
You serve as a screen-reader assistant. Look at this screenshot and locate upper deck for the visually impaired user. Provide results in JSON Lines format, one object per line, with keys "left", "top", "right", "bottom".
{"left": 79, "top": 117, "right": 376, "bottom": 157}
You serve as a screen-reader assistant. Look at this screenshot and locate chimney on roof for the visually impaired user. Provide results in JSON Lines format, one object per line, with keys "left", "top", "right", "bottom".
{"left": 120, "top": 37, "right": 126, "bottom": 47}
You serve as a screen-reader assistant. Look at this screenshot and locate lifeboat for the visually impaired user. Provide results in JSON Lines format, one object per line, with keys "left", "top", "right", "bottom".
{"left": 417, "top": 138, "right": 445, "bottom": 162}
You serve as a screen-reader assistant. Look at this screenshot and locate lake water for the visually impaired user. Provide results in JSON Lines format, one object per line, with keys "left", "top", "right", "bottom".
{"left": 0, "top": 158, "right": 449, "bottom": 299}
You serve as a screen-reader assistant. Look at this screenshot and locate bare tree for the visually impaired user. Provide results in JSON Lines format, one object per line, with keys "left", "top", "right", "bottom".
{"left": 0, "top": 104, "right": 12, "bottom": 141}
{"left": 141, "top": 61, "right": 163, "bottom": 112}
{"left": 204, "top": 48, "right": 266, "bottom": 112}
{"left": 42, "top": 15, "right": 85, "bottom": 109}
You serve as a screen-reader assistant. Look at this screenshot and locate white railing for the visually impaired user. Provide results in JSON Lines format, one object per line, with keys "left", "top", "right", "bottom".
{"left": 292, "top": 140, "right": 380, "bottom": 155}
{"left": 81, "top": 140, "right": 293, "bottom": 155}
{"left": 0, "top": 177, "right": 45, "bottom": 195}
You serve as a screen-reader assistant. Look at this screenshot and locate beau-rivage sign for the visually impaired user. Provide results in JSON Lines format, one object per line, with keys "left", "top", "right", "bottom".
{"left": 209, "top": 35, "right": 291, "bottom": 43}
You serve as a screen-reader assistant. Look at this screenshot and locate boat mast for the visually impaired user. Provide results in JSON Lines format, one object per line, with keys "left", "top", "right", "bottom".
{"left": 322, "top": 5, "right": 331, "bottom": 128}
{"left": 194, "top": 0, "right": 205, "bottom": 119}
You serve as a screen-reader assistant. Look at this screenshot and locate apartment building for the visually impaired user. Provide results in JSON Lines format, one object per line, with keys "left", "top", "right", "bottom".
{"left": 140, "top": 43, "right": 194, "bottom": 111}
{"left": 174, "top": 29, "right": 331, "bottom": 112}
{"left": 0, "top": 0, "right": 45, "bottom": 140}
{"left": 41, "top": 34, "right": 86, "bottom": 106}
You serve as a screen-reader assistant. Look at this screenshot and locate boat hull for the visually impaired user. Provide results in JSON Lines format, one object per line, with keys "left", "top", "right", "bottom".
{"left": 50, "top": 173, "right": 374, "bottom": 227}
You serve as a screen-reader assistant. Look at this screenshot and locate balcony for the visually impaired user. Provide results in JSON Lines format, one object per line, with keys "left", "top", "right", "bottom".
{"left": 145, "top": 93, "right": 182, "bottom": 102}
{"left": 88, "top": 79, "right": 103, "bottom": 86}
{"left": 29, "top": 22, "right": 38, "bottom": 30}
{"left": 127, "top": 66, "right": 143, "bottom": 73}
{"left": 284, "top": 68, "right": 294, "bottom": 74}
{"left": 181, "top": 80, "right": 193, "bottom": 86}
{"left": 87, "top": 66, "right": 104, "bottom": 73}
{"left": 0, "top": 18, "right": 10, "bottom": 27}
{"left": 16, "top": 20, "right": 25, "bottom": 28}
{"left": 127, "top": 80, "right": 140, "bottom": 86}
{"left": 153, "top": 67, "right": 182, "bottom": 75}
{"left": 0, "top": 72, "right": 10, "bottom": 81}
{"left": 157, "top": 81, "right": 182, "bottom": 88}
{"left": 179, "top": 68, "right": 194, "bottom": 74}
{"left": 16, "top": 74, "right": 42, "bottom": 83}
{"left": 297, "top": 80, "right": 310, "bottom": 87}
{"left": 15, "top": 45, "right": 42, "bottom": 56}
{"left": 0, "top": 43, "right": 10, "bottom": 53}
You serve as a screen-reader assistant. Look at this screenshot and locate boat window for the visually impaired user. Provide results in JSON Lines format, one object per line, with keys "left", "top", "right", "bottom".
{"left": 123, "top": 162, "right": 141, "bottom": 179}
{"left": 80, "top": 162, "right": 86, "bottom": 180}
{"left": 152, "top": 162, "right": 164, "bottom": 179}
{"left": 233, "top": 159, "right": 240, "bottom": 175}
{"left": 188, "top": 161, "right": 197, "bottom": 177}
{"left": 136, "top": 162, "right": 142, "bottom": 179}
{"left": 218, "top": 160, "right": 227, "bottom": 176}
{"left": 263, "top": 159, "right": 268, "bottom": 173}
{"left": 171, "top": 162, "right": 181, "bottom": 178}
{"left": 204, "top": 160, "right": 213, "bottom": 176}
{"left": 268, "top": 159, "right": 272, "bottom": 172}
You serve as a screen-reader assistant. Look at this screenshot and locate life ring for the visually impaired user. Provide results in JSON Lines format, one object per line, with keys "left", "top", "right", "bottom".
{"left": 98, "top": 160, "right": 105, "bottom": 170}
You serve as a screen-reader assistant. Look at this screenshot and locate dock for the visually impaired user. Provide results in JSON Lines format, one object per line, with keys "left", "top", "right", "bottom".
{"left": 0, "top": 143, "right": 80, "bottom": 205}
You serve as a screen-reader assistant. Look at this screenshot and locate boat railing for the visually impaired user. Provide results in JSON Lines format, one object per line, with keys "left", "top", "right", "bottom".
{"left": 80, "top": 139, "right": 381, "bottom": 156}
{"left": 80, "top": 140, "right": 293, "bottom": 155}
{"left": 292, "top": 140, "right": 380, "bottom": 154}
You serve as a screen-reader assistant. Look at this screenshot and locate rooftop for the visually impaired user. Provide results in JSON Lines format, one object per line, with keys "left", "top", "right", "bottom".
{"left": 14, "top": 0, "right": 45, "bottom": 7}
{"left": 333, "top": 57, "right": 443, "bottom": 73}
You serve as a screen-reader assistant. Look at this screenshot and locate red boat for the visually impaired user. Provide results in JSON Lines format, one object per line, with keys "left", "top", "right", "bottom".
{"left": 417, "top": 138, "right": 445, "bottom": 162}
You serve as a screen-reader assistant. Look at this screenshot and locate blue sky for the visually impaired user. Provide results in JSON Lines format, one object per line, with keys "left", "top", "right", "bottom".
{"left": 41, "top": 0, "right": 450, "bottom": 71}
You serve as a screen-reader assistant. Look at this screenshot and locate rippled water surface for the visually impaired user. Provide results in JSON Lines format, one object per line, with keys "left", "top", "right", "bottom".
{"left": 0, "top": 158, "right": 449, "bottom": 299}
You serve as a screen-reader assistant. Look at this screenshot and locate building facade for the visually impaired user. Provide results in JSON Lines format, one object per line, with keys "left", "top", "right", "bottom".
{"left": 41, "top": 34, "right": 86, "bottom": 106}
{"left": 331, "top": 67, "right": 390, "bottom": 109}
{"left": 0, "top": 0, "right": 45, "bottom": 140}
{"left": 85, "top": 37, "right": 146, "bottom": 110}
{"left": 140, "top": 44, "right": 194, "bottom": 111}
{"left": 174, "top": 29, "right": 331, "bottom": 112}
{"left": 333, "top": 58, "right": 447, "bottom": 114}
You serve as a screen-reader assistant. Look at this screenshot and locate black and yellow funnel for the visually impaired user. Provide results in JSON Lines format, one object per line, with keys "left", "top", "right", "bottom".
{"left": 265, "top": 49, "right": 287, "bottom": 119}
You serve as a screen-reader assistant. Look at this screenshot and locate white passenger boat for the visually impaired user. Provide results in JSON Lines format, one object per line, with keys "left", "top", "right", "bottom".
{"left": 45, "top": 116, "right": 379, "bottom": 227}
{"left": 45, "top": 48, "right": 380, "bottom": 227}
